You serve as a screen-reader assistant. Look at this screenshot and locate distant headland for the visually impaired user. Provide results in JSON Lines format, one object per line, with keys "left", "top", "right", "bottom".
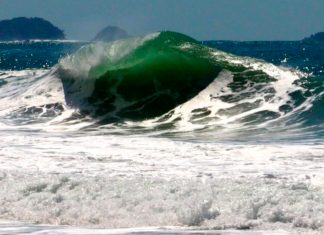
{"left": 303, "top": 32, "right": 324, "bottom": 42}
{"left": 93, "top": 25, "right": 129, "bottom": 42}
{"left": 0, "top": 17, "right": 65, "bottom": 41}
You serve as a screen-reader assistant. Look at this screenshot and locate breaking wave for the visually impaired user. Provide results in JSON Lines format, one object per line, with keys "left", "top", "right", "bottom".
{"left": 0, "top": 31, "right": 323, "bottom": 139}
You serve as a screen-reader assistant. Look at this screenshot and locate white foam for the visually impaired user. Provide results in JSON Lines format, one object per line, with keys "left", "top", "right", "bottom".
{"left": 127, "top": 50, "right": 317, "bottom": 138}
{"left": 0, "top": 221, "right": 298, "bottom": 235}
{"left": 0, "top": 37, "right": 323, "bottom": 234}
{"left": 0, "top": 129, "right": 323, "bottom": 231}
{"left": 0, "top": 70, "right": 67, "bottom": 121}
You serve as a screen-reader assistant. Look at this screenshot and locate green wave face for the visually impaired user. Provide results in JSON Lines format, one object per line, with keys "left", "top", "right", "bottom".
{"left": 59, "top": 31, "right": 273, "bottom": 121}
{"left": 88, "top": 32, "right": 223, "bottom": 119}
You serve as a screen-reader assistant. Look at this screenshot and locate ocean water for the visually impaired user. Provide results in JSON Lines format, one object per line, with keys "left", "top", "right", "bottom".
{"left": 0, "top": 33, "right": 323, "bottom": 235}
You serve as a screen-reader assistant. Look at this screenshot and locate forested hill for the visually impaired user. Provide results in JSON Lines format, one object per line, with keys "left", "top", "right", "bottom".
{"left": 0, "top": 17, "right": 65, "bottom": 41}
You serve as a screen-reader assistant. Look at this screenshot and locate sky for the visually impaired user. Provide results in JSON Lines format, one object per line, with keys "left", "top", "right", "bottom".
{"left": 0, "top": 0, "right": 323, "bottom": 41}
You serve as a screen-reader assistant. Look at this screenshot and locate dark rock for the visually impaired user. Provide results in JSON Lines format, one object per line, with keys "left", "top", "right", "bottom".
{"left": 93, "top": 26, "right": 129, "bottom": 42}
{"left": 0, "top": 17, "right": 65, "bottom": 41}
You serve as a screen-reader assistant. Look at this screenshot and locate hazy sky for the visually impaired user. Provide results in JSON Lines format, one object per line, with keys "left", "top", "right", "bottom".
{"left": 0, "top": 0, "right": 323, "bottom": 41}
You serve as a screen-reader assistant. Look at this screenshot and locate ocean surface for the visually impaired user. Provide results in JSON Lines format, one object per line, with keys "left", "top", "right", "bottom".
{"left": 0, "top": 33, "right": 323, "bottom": 235}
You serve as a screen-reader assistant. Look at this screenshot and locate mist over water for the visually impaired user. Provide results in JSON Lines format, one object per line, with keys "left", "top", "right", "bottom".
{"left": 0, "top": 33, "right": 324, "bottom": 234}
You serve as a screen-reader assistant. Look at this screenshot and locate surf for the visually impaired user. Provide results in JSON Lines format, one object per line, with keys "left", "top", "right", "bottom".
{"left": 49, "top": 31, "right": 323, "bottom": 139}
{"left": 1, "top": 31, "right": 324, "bottom": 234}
{"left": 57, "top": 32, "right": 278, "bottom": 121}
{"left": 0, "top": 31, "right": 322, "bottom": 139}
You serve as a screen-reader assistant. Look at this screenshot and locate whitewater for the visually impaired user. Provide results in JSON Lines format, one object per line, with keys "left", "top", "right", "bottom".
{"left": 0, "top": 32, "right": 323, "bottom": 235}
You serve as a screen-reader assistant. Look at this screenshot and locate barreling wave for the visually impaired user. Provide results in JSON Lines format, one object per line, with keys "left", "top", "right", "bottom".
{"left": 53, "top": 31, "right": 322, "bottom": 137}
{"left": 0, "top": 31, "right": 323, "bottom": 139}
{"left": 56, "top": 32, "right": 282, "bottom": 121}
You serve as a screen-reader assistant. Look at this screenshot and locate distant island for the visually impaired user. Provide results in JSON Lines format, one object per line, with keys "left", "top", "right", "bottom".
{"left": 93, "top": 26, "right": 129, "bottom": 42}
{"left": 0, "top": 17, "right": 65, "bottom": 41}
{"left": 303, "top": 32, "right": 324, "bottom": 42}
